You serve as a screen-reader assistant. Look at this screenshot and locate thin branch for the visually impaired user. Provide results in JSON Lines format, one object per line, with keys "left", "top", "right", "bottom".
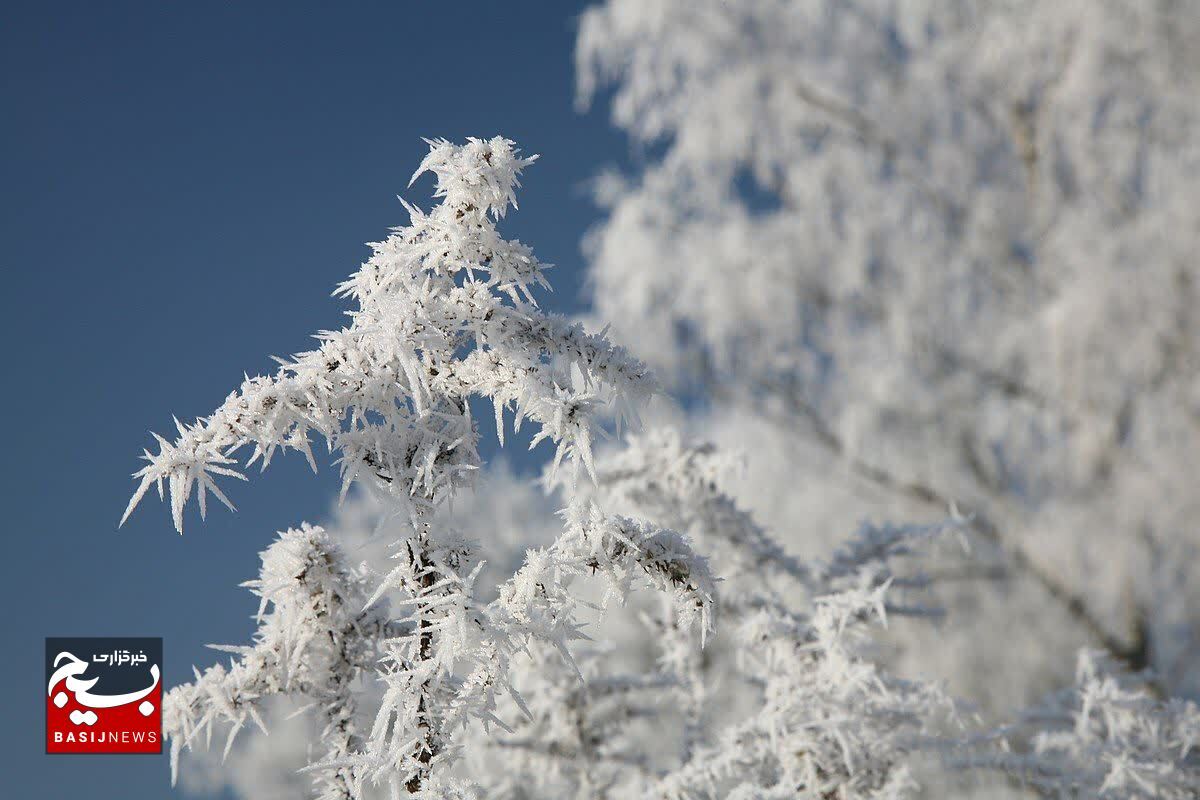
{"left": 749, "top": 383, "right": 1148, "bottom": 671}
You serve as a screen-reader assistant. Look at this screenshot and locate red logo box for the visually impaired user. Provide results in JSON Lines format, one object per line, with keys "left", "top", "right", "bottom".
{"left": 45, "top": 637, "right": 162, "bottom": 754}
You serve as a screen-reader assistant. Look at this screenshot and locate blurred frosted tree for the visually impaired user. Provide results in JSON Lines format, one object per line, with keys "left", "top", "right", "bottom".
{"left": 577, "top": 0, "right": 1200, "bottom": 703}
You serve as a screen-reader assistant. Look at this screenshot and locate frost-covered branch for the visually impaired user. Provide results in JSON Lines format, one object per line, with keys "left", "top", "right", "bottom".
{"left": 130, "top": 138, "right": 716, "bottom": 797}
{"left": 582, "top": 429, "right": 809, "bottom": 586}
{"left": 123, "top": 137, "right": 655, "bottom": 535}
{"left": 575, "top": 429, "right": 966, "bottom": 798}
{"left": 959, "top": 650, "right": 1200, "bottom": 798}
{"left": 164, "top": 525, "right": 393, "bottom": 800}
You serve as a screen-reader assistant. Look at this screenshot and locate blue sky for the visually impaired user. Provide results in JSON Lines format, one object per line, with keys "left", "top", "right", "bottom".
{"left": 0, "top": 3, "right": 628, "bottom": 796}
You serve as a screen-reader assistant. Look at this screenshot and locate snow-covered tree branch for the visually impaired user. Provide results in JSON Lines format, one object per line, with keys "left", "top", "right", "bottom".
{"left": 960, "top": 650, "right": 1200, "bottom": 799}
{"left": 164, "top": 524, "right": 395, "bottom": 799}
{"left": 125, "top": 138, "right": 713, "bottom": 796}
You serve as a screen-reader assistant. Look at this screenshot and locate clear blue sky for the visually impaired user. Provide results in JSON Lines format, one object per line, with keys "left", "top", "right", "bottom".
{"left": 0, "top": 2, "right": 628, "bottom": 796}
